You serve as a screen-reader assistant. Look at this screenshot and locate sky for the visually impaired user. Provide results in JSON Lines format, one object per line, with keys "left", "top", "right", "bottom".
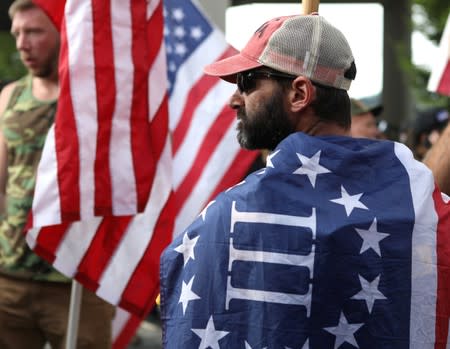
{"left": 225, "top": 3, "right": 439, "bottom": 99}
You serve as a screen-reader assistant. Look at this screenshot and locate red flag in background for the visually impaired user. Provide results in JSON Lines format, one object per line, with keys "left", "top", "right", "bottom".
{"left": 428, "top": 12, "right": 450, "bottom": 96}
{"left": 27, "top": 0, "right": 258, "bottom": 347}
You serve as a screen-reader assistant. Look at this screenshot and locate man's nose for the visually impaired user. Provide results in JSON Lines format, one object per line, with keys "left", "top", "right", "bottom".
{"left": 16, "top": 33, "right": 30, "bottom": 51}
{"left": 229, "top": 89, "right": 244, "bottom": 110}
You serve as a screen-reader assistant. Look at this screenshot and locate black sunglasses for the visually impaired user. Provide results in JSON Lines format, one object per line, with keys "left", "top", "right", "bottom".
{"left": 236, "top": 70, "right": 296, "bottom": 94}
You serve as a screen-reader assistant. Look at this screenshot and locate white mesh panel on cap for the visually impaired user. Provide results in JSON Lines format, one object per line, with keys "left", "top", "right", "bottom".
{"left": 258, "top": 15, "right": 355, "bottom": 90}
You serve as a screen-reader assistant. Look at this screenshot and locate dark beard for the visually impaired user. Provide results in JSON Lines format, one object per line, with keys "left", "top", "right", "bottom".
{"left": 237, "top": 88, "right": 295, "bottom": 151}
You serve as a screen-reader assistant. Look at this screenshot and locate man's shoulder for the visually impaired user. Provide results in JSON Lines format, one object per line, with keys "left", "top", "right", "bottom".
{"left": 0, "top": 76, "right": 29, "bottom": 116}
{"left": 0, "top": 82, "right": 18, "bottom": 117}
{"left": 0, "top": 81, "right": 19, "bottom": 100}
{"left": 0, "top": 76, "right": 28, "bottom": 93}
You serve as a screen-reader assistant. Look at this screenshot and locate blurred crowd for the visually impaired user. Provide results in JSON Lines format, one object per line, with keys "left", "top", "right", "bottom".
{"left": 349, "top": 95, "right": 449, "bottom": 163}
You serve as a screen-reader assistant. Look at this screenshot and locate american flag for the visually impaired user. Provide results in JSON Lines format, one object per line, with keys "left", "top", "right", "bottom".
{"left": 160, "top": 133, "right": 450, "bottom": 349}
{"left": 26, "top": 0, "right": 257, "bottom": 347}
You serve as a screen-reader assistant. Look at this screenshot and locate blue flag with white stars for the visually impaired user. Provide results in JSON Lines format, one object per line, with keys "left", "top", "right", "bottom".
{"left": 164, "top": 0, "right": 213, "bottom": 95}
{"left": 160, "top": 132, "right": 450, "bottom": 349}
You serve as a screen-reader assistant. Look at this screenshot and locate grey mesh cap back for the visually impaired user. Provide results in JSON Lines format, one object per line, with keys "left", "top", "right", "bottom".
{"left": 204, "top": 14, "right": 356, "bottom": 90}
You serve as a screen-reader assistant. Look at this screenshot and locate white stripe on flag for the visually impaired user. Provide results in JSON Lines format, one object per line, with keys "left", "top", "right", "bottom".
{"left": 146, "top": 0, "right": 159, "bottom": 20}
{"left": 25, "top": 228, "right": 39, "bottom": 250}
{"left": 53, "top": 218, "right": 103, "bottom": 276}
{"left": 149, "top": 44, "right": 167, "bottom": 121}
{"left": 112, "top": 308, "right": 132, "bottom": 342}
{"left": 110, "top": 0, "right": 137, "bottom": 214}
{"left": 66, "top": 0, "right": 97, "bottom": 219}
{"left": 427, "top": 13, "right": 450, "bottom": 93}
{"left": 32, "top": 125, "right": 62, "bottom": 226}
{"left": 395, "top": 142, "right": 438, "bottom": 348}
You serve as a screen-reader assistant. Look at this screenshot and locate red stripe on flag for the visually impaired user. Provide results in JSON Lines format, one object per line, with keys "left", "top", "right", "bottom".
{"left": 33, "top": 223, "right": 72, "bottom": 264}
{"left": 150, "top": 96, "right": 169, "bottom": 162}
{"left": 130, "top": 0, "right": 156, "bottom": 213}
{"left": 435, "top": 188, "right": 450, "bottom": 349}
{"left": 75, "top": 216, "right": 133, "bottom": 292}
{"left": 146, "top": 1, "right": 164, "bottom": 60}
{"left": 437, "top": 63, "right": 450, "bottom": 96}
{"left": 92, "top": 0, "right": 115, "bottom": 216}
{"left": 55, "top": 21, "right": 81, "bottom": 221}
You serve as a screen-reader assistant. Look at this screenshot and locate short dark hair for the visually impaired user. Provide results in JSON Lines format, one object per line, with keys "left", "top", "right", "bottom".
{"left": 276, "top": 75, "right": 351, "bottom": 130}
{"left": 310, "top": 84, "right": 351, "bottom": 129}
{"left": 265, "top": 66, "right": 352, "bottom": 130}
{"left": 9, "top": 0, "right": 36, "bottom": 20}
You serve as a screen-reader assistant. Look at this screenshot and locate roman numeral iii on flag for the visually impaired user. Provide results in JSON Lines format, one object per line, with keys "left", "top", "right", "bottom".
{"left": 26, "top": 0, "right": 258, "bottom": 345}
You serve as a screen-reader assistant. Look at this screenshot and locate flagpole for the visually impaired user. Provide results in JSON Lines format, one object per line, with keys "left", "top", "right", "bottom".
{"left": 65, "top": 280, "right": 83, "bottom": 349}
{"left": 301, "top": 0, "right": 320, "bottom": 14}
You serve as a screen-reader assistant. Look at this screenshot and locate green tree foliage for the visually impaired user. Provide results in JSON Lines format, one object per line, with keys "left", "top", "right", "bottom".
{"left": 413, "top": 0, "right": 450, "bottom": 43}
{"left": 409, "top": 0, "right": 450, "bottom": 108}
{"left": 0, "top": 32, "right": 26, "bottom": 87}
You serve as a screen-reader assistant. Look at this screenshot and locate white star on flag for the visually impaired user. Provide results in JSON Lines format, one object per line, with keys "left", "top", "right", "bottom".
{"left": 192, "top": 316, "right": 229, "bottom": 349}
{"left": 330, "top": 185, "right": 368, "bottom": 216}
{"left": 257, "top": 149, "right": 280, "bottom": 175}
{"left": 191, "top": 26, "right": 203, "bottom": 40}
{"left": 351, "top": 274, "right": 387, "bottom": 313}
{"left": 174, "top": 232, "right": 199, "bottom": 266}
{"left": 172, "top": 7, "right": 184, "bottom": 21}
{"left": 178, "top": 275, "right": 201, "bottom": 315}
{"left": 200, "top": 200, "right": 215, "bottom": 221}
{"left": 266, "top": 149, "right": 280, "bottom": 168}
{"left": 324, "top": 312, "right": 364, "bottom": 349}
{"left": 174, "top": 26, "right": 185, "bottom": 39}
{"left": 293, "top": 150, "right": 331, "bottom": 187}
{"left": 355, "top": 218, "right": 390, "bottom": 256}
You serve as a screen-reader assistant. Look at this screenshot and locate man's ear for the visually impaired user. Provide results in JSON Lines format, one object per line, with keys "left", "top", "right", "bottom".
{"left": 288, "top": 76, "right": 315, "bottom": 113}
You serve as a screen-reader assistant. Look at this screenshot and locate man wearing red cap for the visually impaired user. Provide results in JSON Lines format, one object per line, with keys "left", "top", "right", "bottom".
{"left": 160, "top": 14, "right": 450, "bottom": 349}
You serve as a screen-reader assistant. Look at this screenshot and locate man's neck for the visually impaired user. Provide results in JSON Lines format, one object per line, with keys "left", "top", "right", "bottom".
{"left": 306, "top": 120, "right": 350, "bottom": 137}
{"left": 295, "top": 108, "right": 350, "bottom": 137}
{"left": 31, "top": 75, "right": 59, "bottom": 102}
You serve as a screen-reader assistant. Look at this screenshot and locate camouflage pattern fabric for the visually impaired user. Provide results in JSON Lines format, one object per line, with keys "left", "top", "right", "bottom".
{"left": 0, "top": 75, "right": 68, "bottom": 282}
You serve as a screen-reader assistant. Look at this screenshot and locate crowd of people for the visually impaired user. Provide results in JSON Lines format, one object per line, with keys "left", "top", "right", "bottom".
{"left": 0, "top": 1, "right": 449, "bottom": 348}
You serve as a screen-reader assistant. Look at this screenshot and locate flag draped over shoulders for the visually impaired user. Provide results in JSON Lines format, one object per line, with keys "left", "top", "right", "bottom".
{"left": 160, "top": 133, "right": 450, "bottom": 349}
{"left": 26, "top": 0, "right": 258, "bottom": 345}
